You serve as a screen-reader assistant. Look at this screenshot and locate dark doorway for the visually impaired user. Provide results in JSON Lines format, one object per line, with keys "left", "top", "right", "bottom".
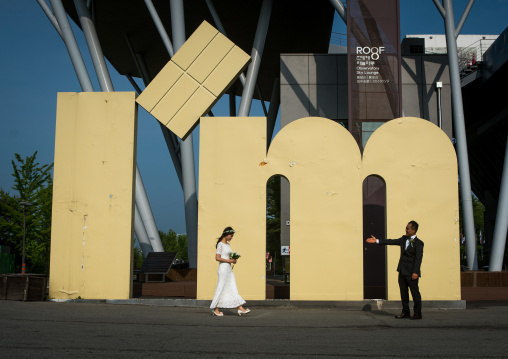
{"left": 266, "top": 175, "right": 290, "bottom": 299}
{"left": 363, "top": 175, "right": 387, "bottom": 299}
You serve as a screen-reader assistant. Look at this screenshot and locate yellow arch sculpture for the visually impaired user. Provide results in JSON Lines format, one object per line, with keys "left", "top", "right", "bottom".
{"left": 197, "top": 116, "right": 460, "bottom": 301}
{"left": 363, "top": 117, "right": 460, "bottom": 300}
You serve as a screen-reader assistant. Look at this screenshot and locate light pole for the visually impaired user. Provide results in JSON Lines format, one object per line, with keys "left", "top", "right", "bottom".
{"left": 19, "top": 201, "right": 32, "bottom": 275}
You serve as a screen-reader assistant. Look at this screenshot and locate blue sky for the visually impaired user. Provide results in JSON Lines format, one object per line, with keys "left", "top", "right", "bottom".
{"left": 1, "top": 1, "right": 507, "bottom": 234}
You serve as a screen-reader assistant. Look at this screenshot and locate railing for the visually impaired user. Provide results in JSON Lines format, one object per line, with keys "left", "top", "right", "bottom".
{"left": 458, "top": 38, "right": 497, "bottom": 75}
{"left": 330, "top": 32, "right": 347, "bottom": 48}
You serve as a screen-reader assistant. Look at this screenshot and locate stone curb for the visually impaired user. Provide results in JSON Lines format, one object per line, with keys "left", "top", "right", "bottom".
{"left": 49, "top": 298, "right": 466, "bottom": 310}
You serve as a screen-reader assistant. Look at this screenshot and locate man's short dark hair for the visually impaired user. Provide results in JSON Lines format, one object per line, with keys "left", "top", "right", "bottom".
{"left": 409, "top": 220, "right": 419, "bottom": 233}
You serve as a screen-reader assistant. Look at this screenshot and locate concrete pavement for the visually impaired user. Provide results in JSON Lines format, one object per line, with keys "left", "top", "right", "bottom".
{"left": 1, "top": 300, "right": 507, "bottom": 358}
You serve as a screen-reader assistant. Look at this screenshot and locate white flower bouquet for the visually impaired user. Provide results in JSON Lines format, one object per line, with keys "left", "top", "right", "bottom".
{"left": 229, "top": 251, "right": 241, "bottom": 269}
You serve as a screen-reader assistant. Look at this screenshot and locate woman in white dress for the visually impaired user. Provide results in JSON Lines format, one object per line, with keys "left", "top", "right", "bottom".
{"left": 210, "top": 227, "right": 250, "bottom": 316}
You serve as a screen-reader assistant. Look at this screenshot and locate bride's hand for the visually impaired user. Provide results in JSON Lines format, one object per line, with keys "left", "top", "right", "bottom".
{"left": 230, "top": 259, "right": 237, "bottom": 264}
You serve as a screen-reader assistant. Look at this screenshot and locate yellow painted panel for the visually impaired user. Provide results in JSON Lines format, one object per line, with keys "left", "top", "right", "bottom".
{"left": 151, "top": 74, "right": 200, "bottom": 126}
{"left": 49, "top": 92, "right": 137, "bottom": 300}
{"left": 167, "top": 86, "right": 216, "bottom": 140}
{"left": 263, "top": 118, "right": 363, "bottom": 300}
{"left": 187, "top": 34, "right": 235, "bottom": 84}
{"left": 171, "top": 21, "right": 218, "bottom": 71}
{"left": 197, "top": 117, "right": 364, "bottom": 300}
{"left": 363, "top": 117, "right": 460, "bottom": 300}
{"left": 203, "top": 46, "right": 251, "bottom": 97}
{"left": 198, "top": 117, "right": 269, "bottom": 301}
{"left": 136, "top": 61, "right": 183, "bottom": 112}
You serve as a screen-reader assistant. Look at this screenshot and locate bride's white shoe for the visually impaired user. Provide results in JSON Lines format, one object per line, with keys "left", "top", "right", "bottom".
{"left": 212, "top": 310, "right": 224, "bottom": 316}
{"left": 238, "top": 308, "right": 250, "bottom": 315}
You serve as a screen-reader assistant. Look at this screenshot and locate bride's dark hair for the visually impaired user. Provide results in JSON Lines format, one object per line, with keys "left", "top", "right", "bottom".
{"left": 215, "top": 226, "right": 235, "bottom": 248}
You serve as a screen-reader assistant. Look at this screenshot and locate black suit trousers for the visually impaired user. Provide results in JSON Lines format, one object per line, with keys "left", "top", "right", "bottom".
{"left": 398, "top": 273, "right": 422, "bottom": 315}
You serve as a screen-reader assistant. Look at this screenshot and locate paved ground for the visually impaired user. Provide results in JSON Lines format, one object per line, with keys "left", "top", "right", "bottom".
{"left": 1, "top": 300, "right": 508, "bottom": 358}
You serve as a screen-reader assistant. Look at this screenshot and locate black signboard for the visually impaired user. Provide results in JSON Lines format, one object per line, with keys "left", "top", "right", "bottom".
{"left": 347, "top": 0, "right": 402, "bottom": 148}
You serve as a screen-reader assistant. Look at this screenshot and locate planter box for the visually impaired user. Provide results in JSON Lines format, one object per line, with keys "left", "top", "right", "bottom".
{"left": 1, "top": 275, "right": 47, "bottom": 301}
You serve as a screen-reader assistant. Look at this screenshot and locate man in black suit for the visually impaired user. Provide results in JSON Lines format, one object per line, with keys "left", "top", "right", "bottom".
{"left": 366, "top": 220, "right": 424, "bottom": 320}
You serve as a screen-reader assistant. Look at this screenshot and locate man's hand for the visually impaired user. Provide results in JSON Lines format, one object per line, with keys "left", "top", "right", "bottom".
{"left": 366, "top": 235, "right": 377, "bottom": 244}
{"left": 412, "top": 273, "right": 419, "bottom": 280}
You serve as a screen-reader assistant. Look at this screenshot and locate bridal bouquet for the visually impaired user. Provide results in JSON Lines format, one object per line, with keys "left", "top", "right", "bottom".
{"left": 229, "top": 252, "right": 241, "bottom": 269}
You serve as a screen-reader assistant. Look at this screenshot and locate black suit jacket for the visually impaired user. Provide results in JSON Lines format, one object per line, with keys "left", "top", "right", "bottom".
{"left": 378, "top": 236, "right": 424, "bottom": 277}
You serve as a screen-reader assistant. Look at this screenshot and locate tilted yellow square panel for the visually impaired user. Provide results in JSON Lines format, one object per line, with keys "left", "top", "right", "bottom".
{"left": 168, "top": 87, "right": 216, "bottom": 139}
{"left": 187, "top": 34, "right": 235, "bottom": 84}
{"left": 136, "top": 61, "right": 183, "bottom": 112}
{"left": 136, "top": 20, "right": 251, "bottom": 140}
{"left": 171, "top": 21, "right": 218, "bottom": 71}
{"left": 203, "top": 46, "right": 251, "bottom": 97}
{"left": 151, "top": 74, "right": 200, "bottom": 126}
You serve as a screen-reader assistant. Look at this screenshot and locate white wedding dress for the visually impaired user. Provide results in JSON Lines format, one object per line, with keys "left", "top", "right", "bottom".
{"left": 210, "top": 242, "right": 246, "bottom": 309}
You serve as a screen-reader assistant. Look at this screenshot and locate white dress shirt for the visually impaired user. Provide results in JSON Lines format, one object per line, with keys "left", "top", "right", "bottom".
{"left": 375, "top": 235, "right": 416, "bottom": 249}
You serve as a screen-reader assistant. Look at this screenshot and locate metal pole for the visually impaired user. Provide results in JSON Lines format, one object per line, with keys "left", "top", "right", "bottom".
{"left": 489, "top": 138, "right": 508, "bottom": 271}
{"left": 133, "top": 50, "right": 184, "bottom": 187}
{"left": 73, "top": 0, "right": 114, "bottom": 91}
{"left": 47, "top": 2, "right": 159, "bottom": 253}
{"left": 144, "top": 0, "right": 174, "bottom": 57}
{"left": 125, "top": 74, "right": 142, "bottom": 95}
{"left": 266, "top": 77, "right": 280, "bottom": 148}
{"left": 238, "top": 0, "right": 273, "bottom": 117}
{"left": 455, "top": 0, "right": 475, "bottom": 39}
{"left": 49, "top": 0, "right": 94, "bottom": 92}
{"left": 229, "top": 94, "right": 236, "bottom": 116}
{"left": 73, "top": 0, "right": 163, "bottom": 252}
{"left": 170, "top": 0, "right": 199, "bottom": 268}
{"left": 329, "top": 0, "right": 347, "bottom": 24}
{"left": 204, "top": 0, "right": 246, "bottom": 86}
{"left": 36, "top": 0, "right": 63, "bottom": 39}
{"left": 135, "top": 205, "right": 154, "bottom": 258}
{"left": 256, "top": 83, "right": 268, "bottom": 116}
{"left": 442, "top": 0, "right": 477, "bottom": 270}
{"left": 135, "top": 167, "right": 164, "bottom": 252}
{"left": 432, "top": 0, "right": 446, "bottom": 18}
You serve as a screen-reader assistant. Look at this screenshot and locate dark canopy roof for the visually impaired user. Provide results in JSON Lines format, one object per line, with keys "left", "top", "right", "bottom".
{"left": 462, "top": 26, "right": 508, "bottom": 204}
{"left": 62, "top": 0, "right": 335, "bottom": 100}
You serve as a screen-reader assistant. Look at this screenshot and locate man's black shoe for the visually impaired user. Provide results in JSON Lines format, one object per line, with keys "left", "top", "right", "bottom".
{"left": 410, "top": 314, "right": 422, "bottom": 320}
{"left": 395, "top": 313, "right": 411, "bottom": 319}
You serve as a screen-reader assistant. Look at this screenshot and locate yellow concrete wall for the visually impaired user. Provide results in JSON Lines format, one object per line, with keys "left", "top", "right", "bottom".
{"left": 197, "top": 117, "right": 268, "bottom": 300}
{"left": 197, "top": 117, "right": 364, "bottom": 300}
{"left": 49, "top": 92, "right": 137, "bottom": 300}
{"left": 198, "top": 116, "right": 460, "bottom": 301}
{"left": 363, "top": 117, "right": 460, "bottom": 300}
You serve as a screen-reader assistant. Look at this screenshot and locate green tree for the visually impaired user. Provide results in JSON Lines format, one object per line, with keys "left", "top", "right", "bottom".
{"left": 159, "top": 229, "right": 188, "bottom": 261}
{"left": 459, "top": 192, "right": 487, "bottom": 266}
{"left": 133, "top": 247, "right": 144, "bottom": 269}
{"left": 458, "top": 191, "right": 485, "bottom": 236}
{"left": 0, "top": 152, "right": 53, "bottom": 274}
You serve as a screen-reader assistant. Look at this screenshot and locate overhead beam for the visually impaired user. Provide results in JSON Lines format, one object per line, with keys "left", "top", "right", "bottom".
{"left": 238, "top": 0, "right": 273, "bottom": 117}
{"left": 170, "top": 0, "right": 199, "bottom": 269}
{"left": 329, "top": 0, "right": 347, "bottom": 24}
{"left": 441, "top": 0, "right": 477, "bottom": 269}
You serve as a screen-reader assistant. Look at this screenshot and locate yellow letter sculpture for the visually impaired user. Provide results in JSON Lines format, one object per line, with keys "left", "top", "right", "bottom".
{"left": 197, "top": 116, "right": 460, "bottom": 301}
{"left": 49, "top": 92, "right": 137, "bottom": 300}
{"left": 48, "top": 20, "right": 459, "bottom": 302}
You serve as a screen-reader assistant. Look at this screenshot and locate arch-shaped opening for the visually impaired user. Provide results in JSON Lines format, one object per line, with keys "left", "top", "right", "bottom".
{"left": 363, "top": 175, "right": 387, "bottom": 299}
{"left": 266, "top": 175, "right": 290, "bottom": 299}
